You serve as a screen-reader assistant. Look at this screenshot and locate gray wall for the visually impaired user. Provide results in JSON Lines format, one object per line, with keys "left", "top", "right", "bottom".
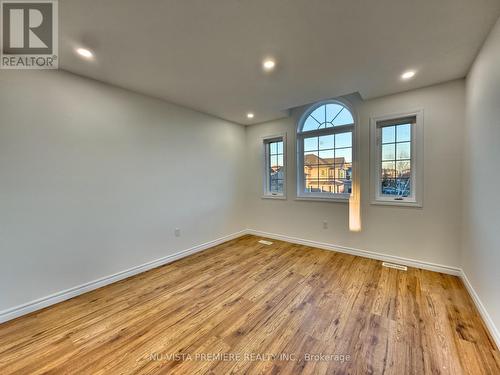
{"left": 462, "top": 19, "right": 500, "bottom": 334}
{"left": 245, "top": 80, "right": 465, "bottom": 268}
{"left": 0, "top": 70, "right": 246, "bottom": 311}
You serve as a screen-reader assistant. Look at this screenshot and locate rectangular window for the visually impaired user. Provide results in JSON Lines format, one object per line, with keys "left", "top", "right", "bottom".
{"left": 370, "top": 111, "right": 423, "bottom": 206}
{"left": 263, "top": 135, "right": 286, "bottom": 198}
{"left": 301, "top": 131, "right": 352, "bottom": 196}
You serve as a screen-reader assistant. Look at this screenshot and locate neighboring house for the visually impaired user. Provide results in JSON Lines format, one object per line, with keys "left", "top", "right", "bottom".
{"left": 303, "top": 154, "right": 352, "bottom": 194}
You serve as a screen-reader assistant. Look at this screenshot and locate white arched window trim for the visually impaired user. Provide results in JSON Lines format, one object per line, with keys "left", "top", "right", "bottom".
{"left": 296, "top": 99, "right": 357, "bottom": 202}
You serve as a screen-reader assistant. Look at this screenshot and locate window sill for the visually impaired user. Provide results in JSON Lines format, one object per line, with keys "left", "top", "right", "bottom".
{"left": 295, "top": 195, "right": 349, "bottom": 203}
{"left": 371, "top": 199, "right": 422, "bottom": 208}
{"left": 262, "top": 194, "right": 287, "bottom": 200}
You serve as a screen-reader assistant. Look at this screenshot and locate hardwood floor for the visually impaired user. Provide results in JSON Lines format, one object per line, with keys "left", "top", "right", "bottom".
{"left": 0, "top": 235, "right": 498, "bottom": 374}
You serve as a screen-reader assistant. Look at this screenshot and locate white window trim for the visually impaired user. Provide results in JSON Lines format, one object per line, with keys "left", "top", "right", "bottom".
{"left": 370, "top": 110, "right": 424, "bottom": 207}
{"left": 262, "top": 133, "right": 287, "bottom": 199}
{"left": 296, "top": 99, "right": 356, "bottom": 203}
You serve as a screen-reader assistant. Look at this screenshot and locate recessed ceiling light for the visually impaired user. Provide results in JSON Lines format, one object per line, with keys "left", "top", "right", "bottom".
{"left": 262, "top": 58, "right": 276, "bottom": 72}
{"left": 247, "top": 112, "right": 254, "bottom": 119}
{"left": 401, "top": 70, "right": 416, "bottom": 80}
{"left": 76, "top": 48, "right": 93, "bottom": 59}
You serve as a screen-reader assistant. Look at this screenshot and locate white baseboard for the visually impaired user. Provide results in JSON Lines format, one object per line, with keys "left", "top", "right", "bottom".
{"left": 460, "top": 271, "right": 500, "bottom": 350}
{"left": 0, "top": 230, "right": 247, "bottom": 324}
{"left": 246, "top": 229, "right": 461, "bottom": 276}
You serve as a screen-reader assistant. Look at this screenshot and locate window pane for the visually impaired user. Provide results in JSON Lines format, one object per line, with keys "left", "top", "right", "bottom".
{"left": 310, "top": 105, "right": 326, "bottom": 125}
{"left": 382, "top": 144, "right": 395, "bottom": 161}
{"left": 317, "top": 179, "right": 334, "bottom": 193}
{"left": 381, "top": 178, "right": 396, "bottom": 195}
{"left": 270, "top": 176, "right": 283, "bottom": 193}
{"left": 343, "top": 180, "right": 352, "bottom": 194}
{"left": 335, "top": 132, "right": 352, "bottom": 148}
{"left": 319, "top": 149, "right": 335, "bottom": 161}
{"left": 319, "top": 134, "right": 334, "bottom": 150}
{"left": 277, "top": 155, "right": 284, "bottom": 167}
{"left": 270, "top": 179, "right": 278, "bottom": 192}
{"left": 381, "top": 160, "right": 411, "bottom": 197}
{"left": 303, "top": 116, "right": 320, "bottom": 131}
{"left": 396, "top": 178, "right": 411, "bottom": 197}
{"left": 335, "top": 147, "right": 352, "bottom": 163}
{"left": 304, "top": 137, "right": 318, "bottom": 151}
{"left": 269, "top": 165, "right": 284, "bottom": 194}
{"left": 396, "top": 160, "right": 411, "bottom": 177}
{"left": 305, "top": 179, "right": 320, "bottom": 192}
{"left": 304, "top": 161, "right": 319, "bottom": 192}
{"left": 278, "top": 179, "right": 284, "bottom": 192}
{"left": 332, "top": 108, "right": 354, "bottom": 126}
{"left": 305, "top": 166, "right": 319, "bottom": 180}
{"left": 331, "top": 167, "right": 340, "bottom": 182}
{"left": 397, "top": 124, "right": 411, "bottom": 142}
{"left": 325, "top": 165, "right": 335, "bottom": 178}
{"left": 276, "top": 141, "right": 283, "bottom": 154}
{"left": 270, "top": 155, "right": 278, "bottom": 168}
{"left": 334, "top": 166, "right": 352, "bottom": 193}
{"left": 319, "top": 167, "right": 328, "bottom": 178}
{"left": 382, "top": 126, "right": 396, "bottom": 144}
{"left": 396, "top": 142, "right": 410, "bottom": 160}
{"left": 304, "top": 152, "right": 319, "bottom": 166}
{"left": 270, "top": 142, "right": 278, "bottom": 155}
{"left": 381, "top": 161, "right": 396, "bottom": 178}
{"left": 325, "top": 103, "right": 344, "bottom": 123}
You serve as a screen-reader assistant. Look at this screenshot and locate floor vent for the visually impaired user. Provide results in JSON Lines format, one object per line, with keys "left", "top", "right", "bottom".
{"left": 382, "top": 262, "right": 408, "bottom": 271}
{"left": 258, "top": 240, "right": 273, "bottom": 245}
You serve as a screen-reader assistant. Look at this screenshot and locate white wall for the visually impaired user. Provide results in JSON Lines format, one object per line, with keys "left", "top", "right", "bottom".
{"left": 245, "top": 80, "right": 465, "bottom": 268}
{"left": 0, "top": 70, "right": 246, "bottom": 312}
{"left": 462, "top": 19, "right": 500, "bottom": 334}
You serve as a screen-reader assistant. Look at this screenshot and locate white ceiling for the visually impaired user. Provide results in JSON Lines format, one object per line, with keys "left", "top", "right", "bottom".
{"left": 59, "top": 0, "right": 500, "bottom": 124}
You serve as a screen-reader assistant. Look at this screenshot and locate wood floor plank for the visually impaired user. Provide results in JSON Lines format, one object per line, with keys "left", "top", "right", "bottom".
{"left": 0, "top": 235, "right": 497, "bottom": 374}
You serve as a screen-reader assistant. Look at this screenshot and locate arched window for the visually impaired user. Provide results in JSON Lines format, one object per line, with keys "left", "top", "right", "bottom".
{"left": 297, "top": 100, "right": 355, "bottom": 200}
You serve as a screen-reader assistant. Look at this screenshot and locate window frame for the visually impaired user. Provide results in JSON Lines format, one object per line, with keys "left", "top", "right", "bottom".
{"left": 262, "top": 134, "right": 287, "bottom": 199}
{"left": 370, "top": 110, "right": 424, "bottom": 207}
{"left": 296, "top": 99, "right": 356, "bottom": 202}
